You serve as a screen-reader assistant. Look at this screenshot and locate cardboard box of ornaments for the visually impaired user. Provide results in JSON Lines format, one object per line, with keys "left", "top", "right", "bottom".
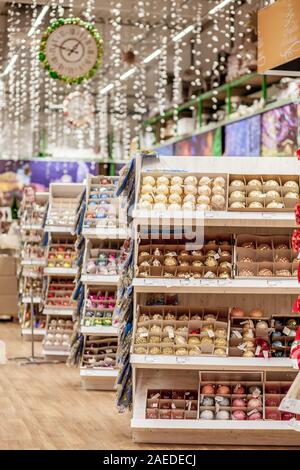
{"left": 0, "top": 251, "right": 18, "bottom": 317}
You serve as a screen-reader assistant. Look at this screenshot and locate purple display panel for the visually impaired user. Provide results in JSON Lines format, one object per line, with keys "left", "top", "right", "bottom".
{"left": 191, "top": 128, "right": 222, "bottom": 156}
{"left": 175, "top": 138, "right": 192, "bottom": 156}
{"left": 224, "top": 114, "right": 261, "bottom": 156}
{"left": 0, "top": 159, "right": 98, "bottom": 191}
{"left": 155, "top": 144, "right": 175, "bottom": 156}
{"left": 261, "top": 103, "right": 298, "bottom": 156}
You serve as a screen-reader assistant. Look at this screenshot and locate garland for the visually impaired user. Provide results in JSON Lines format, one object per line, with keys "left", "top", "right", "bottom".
{"left": 39, "top": 17, "right": 103, "bottom": 85}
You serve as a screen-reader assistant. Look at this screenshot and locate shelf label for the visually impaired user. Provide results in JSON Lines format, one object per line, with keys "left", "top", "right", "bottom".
{"left": 144, "top": 355, "right": 155, "bottom": 363}
{"left": 176, "top": 356, "right": 189, "bottom": 364}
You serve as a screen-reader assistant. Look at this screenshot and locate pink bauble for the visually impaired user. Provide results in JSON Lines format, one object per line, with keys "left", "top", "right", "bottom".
{"left": 281, "top": 412, "right": 294, "bottom": 421}
{"left": 248, "top": 411, "right": 262, "bottom": 420}
{"left": 266, "top": 410, "right": 280, "bottom": 420}
{"left": 232, "top": 398, "right": 246, "bottom": 408}
{"left": 233, "top": 384, "right": 246, "bottom": 395}
{"left": 265, "top": 397, "right": 280, "bottom": 407}
{"left": 232, "top": 410, "right": 246, "bottom": 420}
{"left": 247, "top": 398, "right": 262, "bottom": 409}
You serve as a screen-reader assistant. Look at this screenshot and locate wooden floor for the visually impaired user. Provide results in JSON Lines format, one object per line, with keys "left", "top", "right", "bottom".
{"left": 0, "top": 322, "right": 298, "bottom": 450}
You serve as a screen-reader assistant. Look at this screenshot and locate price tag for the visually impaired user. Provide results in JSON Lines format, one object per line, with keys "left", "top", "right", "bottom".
{"left": 140, "top": 332, "right": 148, "bottom": 338}
{"left": 262, "top": 350, "right": 269, "bottom": 359}
{"left": 237, "top": 343, "right": 247, "bottom": 351}
{"left": 247, "top": 408, "right": 259, "bottom": 416}
{"left": 268, "top": 280, "right": 280, "bottom": 287}
{"left": 180, "top": 279, "right": 190, "bottom": 286}
{"left": 151, "top": 393, "right": 160, "bottom": 400}
{"left": 255, "top": 345, "right": 261, "bottom": 356}
{"left": 176, "top": 356, "right": 188, "bottom": 364}
{"left": 207, "top": 330, "right": 215, "bottom": 338}
{"left": 283, "top": 326, "right": 291, "bottom": 336}
{"left": 262, "top": 213, "right": 273, "bottom": 219}
{"left": 145, "top": 355, "right": 155, "bottom": 363}
{"left": 171, "top": 403, "right": 176, "bottom": 410}
{"left": 106, "top": 349, "right": 113, "bottom": 353}
{"left": 168, "top": 330, "right": 175, "bottom": 339}
{"left": 205, "top": 212, "right": 215, "bottom": 218}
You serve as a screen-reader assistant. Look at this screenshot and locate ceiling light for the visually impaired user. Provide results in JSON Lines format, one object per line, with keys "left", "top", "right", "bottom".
{"left": 209, "top": 0, "right": 234, "bottom": 15}
{"left": 100, "top": 83, "right": 114, "bottom": 95}
{"left": 120, "top": 67, "right": 136, "bottom": 80}
{"left": 143, "top": 49, "right": 162, "bottom": 64}
{"left": 28, "top": 4, "right": 50, "bottom": 37}
{"left": 172, "top": 25, "right": 194, "bottom": 42}
{"left": 2, "top": 54, "right": 19, "bottom": 76}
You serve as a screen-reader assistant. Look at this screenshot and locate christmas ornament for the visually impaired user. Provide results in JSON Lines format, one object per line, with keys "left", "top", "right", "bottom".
{"left": 63, "top": 91, "right": 94, "bottom": 128}
{"left": 39, "top": 17, "right": 103, "bottom": 84}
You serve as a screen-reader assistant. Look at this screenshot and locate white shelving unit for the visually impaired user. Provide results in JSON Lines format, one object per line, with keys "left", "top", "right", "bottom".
{"left": 42, "top": 183, "right": 84, "bottom": 360}
{"left": 130, "top": 155, "right": 300, "bottom": 446}
{"left": 80, "top": 325, "right": 119, "bottom": 335}
{"left": 78, "top": 175, "right": 126, "bottom": 390}
{"left": 19, "top": 192, "right": 48, "bottom": 341}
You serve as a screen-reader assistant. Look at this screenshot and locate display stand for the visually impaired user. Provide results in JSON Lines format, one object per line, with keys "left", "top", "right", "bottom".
{"left": 79, "top": 175, "right": 127, "bottom": 390}
{"left": 42, "top": 183, "right": 85, "bottom": 362}
{"left": 130, "top": 156, "right": 300, "bottom": 446}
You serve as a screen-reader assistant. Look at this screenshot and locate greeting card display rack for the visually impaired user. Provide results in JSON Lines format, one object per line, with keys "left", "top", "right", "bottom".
{"left": 130, "top": 156, "right": 300, "bottom": 446}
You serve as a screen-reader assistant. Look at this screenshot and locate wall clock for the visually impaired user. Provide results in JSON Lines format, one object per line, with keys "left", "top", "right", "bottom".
{"left": 39, "top": 18, "right": 103, "bottom": 84}
{"left": 63, "top": 91, "right": 94, "bottom": 128}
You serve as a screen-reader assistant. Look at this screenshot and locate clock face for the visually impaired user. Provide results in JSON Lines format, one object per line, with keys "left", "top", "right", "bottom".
{"left": 45, "top": 24, "right": 99, "bottom": 79}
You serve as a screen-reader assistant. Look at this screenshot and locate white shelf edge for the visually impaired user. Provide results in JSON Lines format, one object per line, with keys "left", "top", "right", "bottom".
{"left": 44, "top": 225, "right": 75, "bottom": 234}
{"left": 21, "top": 260, "right": 46, "bottom": 267}
{"left": 131, "top": 418, "right": 300, "bottom": 431}
{"left": 132, "top": 278, "right": 299, "bottom": 294}
{"left": 21, "top": 328, "right": 46, "bottom": 336}
{"left": 131, "top": 355, "right": 296, "bottom": 370}
{"left": 44, "top": 267, "right": 78, "bottom": 276}
{"left": 82, "top": 227, "right": 128, "bottom": 239}
{"left": 133, "top": 209, "right": 296, "bottom": 227}
{"left": 42, "top": 349, "right": 70, "bottom": 356}
{"left": 43, "top": 308, "right": 74, "bottom": 317}
{"left": 80, "top": 368, "right": 118, "bottom": 377}
{"left": 21, "top": 297, "right": 42, "bottom": 304}
{"left": 22, "top": 224, "right": 44, "bottom": 231}
{"left": 81, "top": 274, "right": 119, "bottom": 285}
{"left": 80, "top": 325, "right": 119, "bottom": 335}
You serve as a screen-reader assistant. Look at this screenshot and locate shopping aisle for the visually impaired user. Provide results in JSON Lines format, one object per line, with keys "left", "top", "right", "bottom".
{"left": 0, "top": 322, "right": 146, "bottom": 450}
{"left": 0, "top": 322, "right": 297, "bottom": 450}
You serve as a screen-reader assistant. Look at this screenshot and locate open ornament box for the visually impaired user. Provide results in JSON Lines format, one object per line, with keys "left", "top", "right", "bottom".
{"left": 131, "top": 369, "right": 300, "bottom": 445}
{"left": 45, "top": 183, "right": 85, "bottom": 232}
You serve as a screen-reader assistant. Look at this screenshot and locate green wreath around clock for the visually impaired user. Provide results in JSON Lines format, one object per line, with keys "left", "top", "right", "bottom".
{"left": 39, "top": 17, "right": 103, "bottom": 84}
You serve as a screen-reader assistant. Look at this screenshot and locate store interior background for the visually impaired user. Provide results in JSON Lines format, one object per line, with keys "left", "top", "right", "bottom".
{"left": 1, "top": 0, "right": 300, "bottom": 450}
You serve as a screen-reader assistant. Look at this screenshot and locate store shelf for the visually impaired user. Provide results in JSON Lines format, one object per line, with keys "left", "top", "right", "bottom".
{"left": 22, "top": 224, "right": 44, "bottom": 231}
{"left": 21, "top": 328, "right": 46, "bottom": 336}
{"left": 131, "top": 418, "right": 300, "bottom": 431}
{"left": 132, "top": 277, "right": 299, "bottom": 294}
{"left": 21, "top": 296, "right": 42, "bottom": 304}
{"left": 44, "top": 225, "right": 75, "bottom": 234}
{"left": 131, "top": 418, "right": 300, "bottom": 445}
{"left": 131, "top": 354, "right": 296, "bottom": 371}
{"left": 21, "top": 259, "right": 46, "bottom": 267}
{"left": 133, "top": 209, "right": 297, "bottom": 228}
{"left": 82, "top": 227, "right": 128, "bottom": 239}
{"left": 80, "top": 368, "right": 118, "bottom": 377}
{"left": 44, "top": 267, "right": 78, "bottom": 276}
{"left": 81, "top": 274, "right": 119, "bottom": 285}
{"left": 43, "top": 307, "right": 74, "bottom": 317}
{"left": 80, "top": 325, "right": 119, "bottom": 335}
{"left": 42, "top": 349, "right": 70, "bottom": 356}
